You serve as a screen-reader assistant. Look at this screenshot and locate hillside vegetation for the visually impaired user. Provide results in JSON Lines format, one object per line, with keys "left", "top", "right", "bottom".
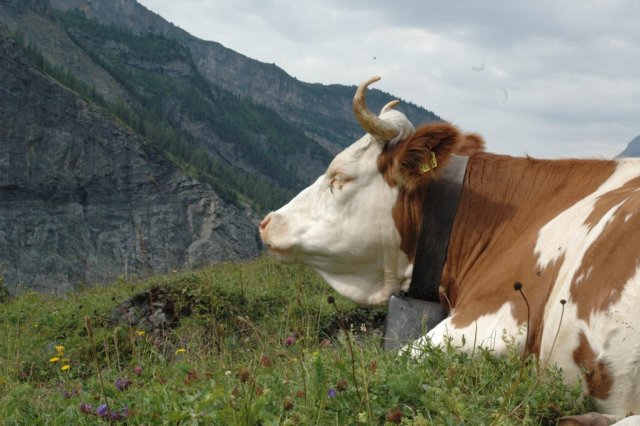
{"left": 0, "top": 258, "right": 593, "bottom": 424}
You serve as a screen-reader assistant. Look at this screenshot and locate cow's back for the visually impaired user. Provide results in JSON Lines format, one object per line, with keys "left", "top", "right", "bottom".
{"left": 436, "top": 156, "right": 640, "bottom": 413}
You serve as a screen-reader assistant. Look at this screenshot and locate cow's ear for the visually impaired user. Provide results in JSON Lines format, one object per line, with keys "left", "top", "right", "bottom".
{"left": 390, "top": 123, "right": 471, "bottom": 192}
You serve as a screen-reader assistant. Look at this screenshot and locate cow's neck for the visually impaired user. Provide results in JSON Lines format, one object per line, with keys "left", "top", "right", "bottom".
{"left": 439, "top": 153, "right": 616, "bottom": 355}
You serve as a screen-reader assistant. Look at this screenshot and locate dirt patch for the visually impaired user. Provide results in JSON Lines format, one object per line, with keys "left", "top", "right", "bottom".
{"left": 112, "top": 287, "right": 178, "bottom": 333}
{"left": 320, "top": 307, "right": 387, "bottom": 340}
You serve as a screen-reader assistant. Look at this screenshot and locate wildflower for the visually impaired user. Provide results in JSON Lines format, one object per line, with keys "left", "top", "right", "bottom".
{"left": 357, "top": 412, "right": 368, "bottom": 423}
{"left": 283, "top": 335, "right": 296, "bottom": 347}
{"left": 79, "top": 403, "right": 93, "bottom": 414}
{"left": 136, "top": 330, "right": 145, "bottom": 337}
{"left": 183, "top": 370, "right": 198, "bottom": 385}
{"left": 96, "top": 403, "right": 109, "bottom": 418}
{"left": 386, "top": 408, "right": 403, "bottom": 424}
{"left": 327, "top": 388, "right": 337, "bottom": 398}
{"left": 49, "top": 356, "right": 60, "bottom": 363}
{"left": 175, "top": 348, "right": 186, "bottom": 355}
{"left": 110, "top": 407, "right": 130, "bottom": 421}
{"left": 62, "top": 386, "right": 79, "bottom": 398}
{"left": 283, "top": 399, "right": 294, "bottom": 411}
{"left": 115, "top": 378, "right": 132, "bottom": 391}
{"left": 134, "top": 365, "right": 143, "bottom": 376}
{"left": 55, "top": 345, "right": 65, "bottom": 356}
{"left": 238, "top": 368, "right": 250, "bottom": 383}
{"left": 259, "top": 355, "right": 272, "bottom": 367}
{"left": 61, "top": 364, "right": 71, "bottom": 372}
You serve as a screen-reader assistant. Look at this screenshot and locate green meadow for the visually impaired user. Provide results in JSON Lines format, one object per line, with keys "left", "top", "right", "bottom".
{"left": 0, "top": 257, "right": 593, "bottom": 425}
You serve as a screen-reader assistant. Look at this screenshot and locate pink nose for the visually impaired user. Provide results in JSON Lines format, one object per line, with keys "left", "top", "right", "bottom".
{"left": 259, "top": 214, "right": 272, "bottom": 233}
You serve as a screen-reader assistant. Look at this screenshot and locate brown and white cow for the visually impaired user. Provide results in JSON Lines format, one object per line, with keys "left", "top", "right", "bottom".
{"left": 259, "top": 76, "right": 640, "bottom": 418}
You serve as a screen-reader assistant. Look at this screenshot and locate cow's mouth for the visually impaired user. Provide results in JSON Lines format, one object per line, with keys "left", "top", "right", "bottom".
{"left": 264, "top": 244, "right": 295, "bottom": 263}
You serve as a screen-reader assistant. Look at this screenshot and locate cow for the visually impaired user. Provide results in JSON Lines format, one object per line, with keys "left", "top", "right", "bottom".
{"left": 259, "top": 76, "right": 640, "bottom": 421}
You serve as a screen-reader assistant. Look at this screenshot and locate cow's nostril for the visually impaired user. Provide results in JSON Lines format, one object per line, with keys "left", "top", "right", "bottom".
{"left": 259, "top": 215, "right": 272, "bottom": 232}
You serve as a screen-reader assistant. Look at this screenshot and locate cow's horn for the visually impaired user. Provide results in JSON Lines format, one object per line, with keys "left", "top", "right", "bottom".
{"left": 353, "top": 76, "right": 401, "bottom": 142}
{"left": 381, "top": 100, "right": 400, "bottom": 114}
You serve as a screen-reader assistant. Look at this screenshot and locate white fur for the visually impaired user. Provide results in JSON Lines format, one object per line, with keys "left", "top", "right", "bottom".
{"left": 405, "top": 302, "right": 525, "bottom": 357}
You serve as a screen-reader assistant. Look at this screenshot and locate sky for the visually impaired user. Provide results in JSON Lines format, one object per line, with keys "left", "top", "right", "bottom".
{"left": 137, "top": 0, "right": 640, "bottom": 159}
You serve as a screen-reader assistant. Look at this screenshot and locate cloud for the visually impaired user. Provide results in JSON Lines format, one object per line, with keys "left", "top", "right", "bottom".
{"left": 138, "top": 0, "right": 640, "bottom": 158}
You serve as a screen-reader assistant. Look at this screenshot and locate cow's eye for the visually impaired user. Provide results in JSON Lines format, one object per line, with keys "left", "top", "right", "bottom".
{"left": 329, "top": 173, "right": 353, "bottom": 193}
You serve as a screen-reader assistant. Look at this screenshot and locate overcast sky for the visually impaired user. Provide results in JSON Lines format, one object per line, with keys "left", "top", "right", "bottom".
{"left": 137, "top": 0, "right": 640, "bottom": 158}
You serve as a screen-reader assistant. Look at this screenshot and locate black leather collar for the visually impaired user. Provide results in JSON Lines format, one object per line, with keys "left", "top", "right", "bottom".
{"left": 407, "top": 155, "right": 469, "bottom": 303}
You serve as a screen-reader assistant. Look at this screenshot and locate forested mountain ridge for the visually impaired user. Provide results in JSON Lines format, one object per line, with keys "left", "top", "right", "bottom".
{"left": 0, "top": 0, "right": 439, "bottom": 293}
{"left": 49, "top": 0, "right": 440, "bottom": 153}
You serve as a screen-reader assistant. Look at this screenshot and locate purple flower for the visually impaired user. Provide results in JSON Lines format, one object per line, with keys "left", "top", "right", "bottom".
{"left": 79, "top": 403, "right": 93, "bottom": 414}
{"left": 134, "top": 365, "right": 143, "bottom": 376}
{"left": 110, "top": 407, "right": 130, "bottom": 421}
{"left": 115, "top": 378, "right": 132, "bottom": 391}
{"left": 327, "top": 388, "right": 337, "bottom": 398}
{"left": 283, "top": 335, "right": 296, "bottom": 347}
{"left": 96, "top": 403, "right": 109, "bottom": 418}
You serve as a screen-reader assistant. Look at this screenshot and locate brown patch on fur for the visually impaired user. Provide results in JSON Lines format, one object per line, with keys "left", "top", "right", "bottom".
{"left": 443, "top": 157, "right": 615, "bottom": 338}
{"left": 570, "top": 175, "right": 640, "bottom": 321}
{"left": 573, "top": 332, "right": 613, "bottom": 399}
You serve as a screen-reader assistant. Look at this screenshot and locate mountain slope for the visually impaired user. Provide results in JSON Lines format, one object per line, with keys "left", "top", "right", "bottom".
{"left": 1, "top": 1, "right": 331, "bottom": 212}
{"left": 617, "top": 135, "right": 640, "bottom": 158}
{"left": 0, "top": 33, "right": 260, "bottom": 293}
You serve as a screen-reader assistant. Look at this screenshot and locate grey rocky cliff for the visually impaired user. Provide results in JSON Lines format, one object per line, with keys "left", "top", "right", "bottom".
{"left": 0, "top": 35, "right": 260, "bottom": 294}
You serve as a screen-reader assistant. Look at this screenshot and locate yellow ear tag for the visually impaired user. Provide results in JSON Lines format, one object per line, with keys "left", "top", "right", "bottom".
{"left": 419, "top": 151, "right": 438, "bottom": 174}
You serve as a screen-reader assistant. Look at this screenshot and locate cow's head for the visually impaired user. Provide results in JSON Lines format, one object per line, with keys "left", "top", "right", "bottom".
{"left": 259, "top": 76, "right": 484, "bottom": 305}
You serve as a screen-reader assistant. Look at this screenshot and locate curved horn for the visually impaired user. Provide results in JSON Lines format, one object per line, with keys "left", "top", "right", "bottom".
{"left": 380, "top": 99, "right": 400, "bottom": 114}
{"left": 353, "top": 76, "right": 400, "bottom": 142}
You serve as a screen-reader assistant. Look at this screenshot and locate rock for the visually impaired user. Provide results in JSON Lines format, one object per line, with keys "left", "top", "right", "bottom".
{"left": 0, "top": 34, "right": 260, "bottom": 294}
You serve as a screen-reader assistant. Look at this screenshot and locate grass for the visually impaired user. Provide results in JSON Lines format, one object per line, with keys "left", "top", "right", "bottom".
{"left": 0, "top": 257, "right": 593, "bottom": 424}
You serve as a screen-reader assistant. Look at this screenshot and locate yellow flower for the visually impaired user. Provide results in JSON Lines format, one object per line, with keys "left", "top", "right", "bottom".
{"left": 54, "top": 345, "right": 65, "bottom": 356}
{"left": 175, "top": 348, "right": 186, "bottom": 355}
{"left": 136, "top": 330, "right": 145, "bottom": 337}
{"left": 61, "top": 364, "right": 70, "bottom": 372}
{"left": 49, "top": 356, "right": 60, "bottom": 363}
